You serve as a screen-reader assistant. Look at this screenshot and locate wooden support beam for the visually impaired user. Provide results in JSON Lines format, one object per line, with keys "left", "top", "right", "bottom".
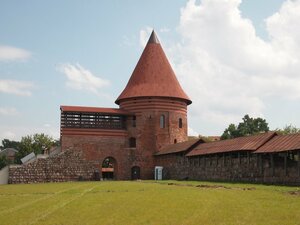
{"left": 270, "top": 154, "right": 274, "bottom": 177}
{"left": 297, "top": 150, "right": 300, "bottom": 177}
{"left": 247, "top": 152, "right": 250, "bottom": 165}
{"left": 284, "top": 152, "right": 287, "bottom": 176}
{"left": 259, "top": 154, "right": 263, "bottom": 175}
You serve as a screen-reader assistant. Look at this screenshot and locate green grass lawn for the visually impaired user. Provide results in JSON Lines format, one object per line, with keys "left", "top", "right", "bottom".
{"left": 0, "top": 181, "right": 299, "bottom": 225}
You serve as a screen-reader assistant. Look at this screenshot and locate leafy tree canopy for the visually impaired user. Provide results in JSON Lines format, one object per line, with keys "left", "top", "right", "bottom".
{"left": 0, "top": 139, "right": 20, "bottom": 150}
{"left": 14, "top": 133, "right": 56, "bottom": 164}
{"left": 275, "top": 124, "right": 300, "bottom": 135}
{"left": 0, "top": 155, "right": 8, "bottom": 170}
{"left": 221, "top": 114, "right": 269, "bottom": 140}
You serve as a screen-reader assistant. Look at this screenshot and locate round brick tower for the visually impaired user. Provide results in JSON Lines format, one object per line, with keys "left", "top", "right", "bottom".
{"left": 115, "top": 31, "right": 192, "bottom": 179}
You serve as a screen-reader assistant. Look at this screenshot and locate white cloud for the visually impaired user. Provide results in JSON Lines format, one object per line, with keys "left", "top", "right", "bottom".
{"left": 0, "top": 131, "right": 16, "bottom": 141}
{"left": 0, "top": 125, "right": 60, "bottom": 142}
{"left": 58, "top": 63, "right": 110, "bottom": 96}
{"left": 170, "top": 0, "right": 300, "bottom": 135}
{"left": 0, "top": 107, "right": 19, "bottom": 116}
{"left": 0, "top": 79, "right": 35, "bottom": 96}
{"left": 188, "top": 126, "right": 199, "bottom": 136}
{"left": 139, "top": 26, "right": 153, "bottom": 48}
{"left": 0, "top": 45, "right": 31, "bottom": 61}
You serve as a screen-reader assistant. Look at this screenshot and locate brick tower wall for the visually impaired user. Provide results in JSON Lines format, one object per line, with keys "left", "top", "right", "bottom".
{"left": 119, "top": 97, "right": 188, "bottom": 179}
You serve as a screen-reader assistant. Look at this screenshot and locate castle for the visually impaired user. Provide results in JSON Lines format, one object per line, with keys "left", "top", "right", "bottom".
{"left": 60, "top": 31, "right": 191, "bottom": 180}
{"left": 8, "top": 31, "right": 300, "bottom": 184}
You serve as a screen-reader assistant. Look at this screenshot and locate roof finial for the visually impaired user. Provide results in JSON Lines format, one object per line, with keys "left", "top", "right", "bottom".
{"left": 147, "top": 30, "right": 160, "bottom": 44}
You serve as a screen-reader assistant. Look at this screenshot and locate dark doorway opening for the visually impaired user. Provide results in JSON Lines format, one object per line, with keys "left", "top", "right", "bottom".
{"left": 102, "top": 157, "right": 116, "bottom": 180}
{"left": 131, "top": 166, "right": 141, "bottom": 180}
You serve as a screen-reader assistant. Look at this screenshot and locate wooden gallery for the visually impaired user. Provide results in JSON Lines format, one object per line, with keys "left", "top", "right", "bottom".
{"left": 8, "top": 31, "right": 300, "bottom": 185}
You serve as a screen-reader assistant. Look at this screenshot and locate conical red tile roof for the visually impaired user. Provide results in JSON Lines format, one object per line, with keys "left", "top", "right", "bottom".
{"left": 115, "top": 31, "right": 192, "bottom": 105}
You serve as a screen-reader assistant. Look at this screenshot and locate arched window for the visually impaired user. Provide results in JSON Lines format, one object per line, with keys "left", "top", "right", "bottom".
{"left": 179, "top": 118, "right": 183, "bottom": 128}
{"left": 160, "top": 115, "right": 165, "bottom": 128}
{"left": 174, "top": 139, "right": 177, "bottom": 144}
{"left": 129, "top": 137, "right": 136, "bottom": 148}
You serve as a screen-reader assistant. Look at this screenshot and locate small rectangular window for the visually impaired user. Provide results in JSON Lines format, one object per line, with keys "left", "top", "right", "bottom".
{"left": 160, "top": 115, "right": 165, "bottom": 128}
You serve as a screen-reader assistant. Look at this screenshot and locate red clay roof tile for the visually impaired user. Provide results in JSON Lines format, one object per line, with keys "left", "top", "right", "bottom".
{"left": 186, "top": 132, "right": 276, "bottom": 157}
{"left": 155, "top": 139, "right": 204, "bottom": 156}
{"left": 60, "top": 106, "right": 132, "bottom": 115}
{"left": 115, "top": 31, "right": 191, "bottom": 105}
{"left": 255, "top": 133, "right": 300, "bottom": 153}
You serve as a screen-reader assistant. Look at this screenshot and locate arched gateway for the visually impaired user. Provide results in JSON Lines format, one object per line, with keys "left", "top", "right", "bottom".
{"left": 102, "top": 157, "right": 117, "bottom": 180}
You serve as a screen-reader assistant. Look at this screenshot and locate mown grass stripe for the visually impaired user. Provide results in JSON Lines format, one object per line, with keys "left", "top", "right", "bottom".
{"left": 0, "top": 183, "right": 89, "bottom": 216}
{"left": 0, "top": 181, "right": 299, "bottom": 225}
{"left": 26, "top": 185, "right": 98, "bottom": 225}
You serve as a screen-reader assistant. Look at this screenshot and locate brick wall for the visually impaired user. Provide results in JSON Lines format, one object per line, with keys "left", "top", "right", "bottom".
{"left": 119, "top": 97, "right": 189, "bottom": 179}
{"left": 61, "top": 135, "right": 133, "bottom": 180}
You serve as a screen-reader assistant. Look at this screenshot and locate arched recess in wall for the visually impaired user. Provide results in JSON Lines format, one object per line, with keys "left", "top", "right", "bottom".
{"left": 102, "top": 157, "right": 117, "bottom": 180}
{"left": 131, "top": 166, "right": 141, "bottom": 180}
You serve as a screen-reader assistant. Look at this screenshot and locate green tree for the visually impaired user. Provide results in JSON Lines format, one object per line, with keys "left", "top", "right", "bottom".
{"left": 221, "top": 124, "right": 239, "bottom": 140}
{"left": 0, "top": 155, "right": 8, "bottom": 170}
{"left": 221, "top": 114, "right": 269, "bottom": 140}
{"left": 275, "top": 124, "right": 300, "bottom": 135}
{"left": 14, "top": 133, "right": 55, "bottom": 164}
{"left": 0, "top": 139, "right": 20, "bottom": 150}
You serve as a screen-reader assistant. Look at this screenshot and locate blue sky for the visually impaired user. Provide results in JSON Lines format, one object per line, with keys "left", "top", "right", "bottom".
{"left": 1, "top": 0, "right": 300, "bottom": 141}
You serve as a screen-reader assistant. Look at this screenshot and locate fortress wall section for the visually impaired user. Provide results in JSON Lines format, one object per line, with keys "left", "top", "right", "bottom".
{"left": 156, "top": 151, "right": 300, "bottom": 185}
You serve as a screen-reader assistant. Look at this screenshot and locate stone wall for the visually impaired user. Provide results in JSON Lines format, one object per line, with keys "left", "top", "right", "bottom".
{"left": 156, "top": 152, "right": 300, "bottom": 185}
{"left": 9, "top": 150, "right": 95, "bottom": 184}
